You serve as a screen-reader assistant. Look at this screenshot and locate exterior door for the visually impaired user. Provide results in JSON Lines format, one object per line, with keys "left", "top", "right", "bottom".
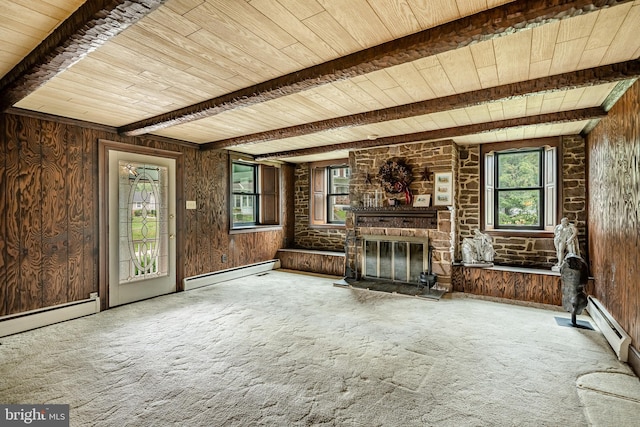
{"left": 107, "top": 150, "right": 176, "bottom": 307}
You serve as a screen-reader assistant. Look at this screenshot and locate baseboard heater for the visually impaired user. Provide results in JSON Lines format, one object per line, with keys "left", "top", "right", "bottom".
{"left": 0, "top": 294, "right": 101, "bottom": 338}
{"left": 183, "top": 259, "right": 280, "bottom": 291}
{"left": 587, "top": 296, "right": 631, "bottom": 362}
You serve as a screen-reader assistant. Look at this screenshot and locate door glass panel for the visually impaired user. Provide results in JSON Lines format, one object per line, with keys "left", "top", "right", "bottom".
{"left": 393, "top": 242, "right": 408, "bottom": 281}
{"left": 379, "top": 241, "right": 392, "bottom": 279}
{"left": 119, "top": 161, "right": 169, "bottom": 283}
{"left": 365, "top": 240, "right": 377, "bottom": 277}
{"left": 409, "top": 243, "right": 425, "bottom": 283}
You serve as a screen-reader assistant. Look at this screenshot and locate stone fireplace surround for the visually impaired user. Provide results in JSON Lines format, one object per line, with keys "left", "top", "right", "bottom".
{"left": 346, "top": 206, "right": 454, "bottom": 291}
{"left": 345, "top": 141, "right": 458, "bottom": 290}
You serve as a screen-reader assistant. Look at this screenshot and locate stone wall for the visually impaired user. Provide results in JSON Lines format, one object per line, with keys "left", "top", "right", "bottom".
{"left": 456, "top": 135, "right": 587, "bottom": 268}
{"left": 456, "top": 146, "right": 480, "bottom": 260}
{"left": 293, "top": 164, "right": 346, "bottom": 251}
{"left": 345, "top": 140, "right": 458, "bottom": 287}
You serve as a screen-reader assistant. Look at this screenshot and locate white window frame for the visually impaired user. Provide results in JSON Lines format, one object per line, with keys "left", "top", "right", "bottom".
{"left": 482, "top": 139, "right": 559, "bottom": 234}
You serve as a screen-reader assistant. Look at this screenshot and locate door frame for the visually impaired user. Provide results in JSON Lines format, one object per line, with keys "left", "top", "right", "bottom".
{"left": 98, "top": 140, "right": 184, "bottom": 310}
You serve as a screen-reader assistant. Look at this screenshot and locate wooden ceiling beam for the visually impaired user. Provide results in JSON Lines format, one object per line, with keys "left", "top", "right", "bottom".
{"left": 0, "top": 0, "right": 167, "bottom": 112}
{"left": 254, "top": 108, "right": 607, "bottom": 160}
{"left": 203, "top": 60, "right": 640, "bottom": 150}
{"left": 118, "top": 0, "right": 632, "bottom": 137}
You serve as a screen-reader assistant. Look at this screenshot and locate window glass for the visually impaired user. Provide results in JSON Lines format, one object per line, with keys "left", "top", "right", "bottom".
{"left": 497, "top": 189, "right": 541, "bottom": 227}
{"left": 232, "top": 194, "right": 256, "bottom": 224}
{"left": 327, "top": 166, "right": 350, "bottom": 224}
{"left": 230, "top": 160, "right": 281, "bottom": 229}
{"left": 231, "top": 162, "right": 257, "bottom": 226}
{"left": 495, "top": 150, "right": 542, "bottom": 228}
{"left": 484, "top": 144, "right": 556, "bottom": 231}
{"left": 232, "top": 163, "right": 255, "bottom": 193}
{"left": 497, "top": 151, "right": 541, "bottom": 188}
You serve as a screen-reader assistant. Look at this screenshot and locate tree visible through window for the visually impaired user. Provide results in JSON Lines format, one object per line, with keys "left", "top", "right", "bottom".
{"left": 327, "top": 166, "right": 350, "bottom": 223}
{"left": 496, "top": 149, "right": 543, "bottom": 227}
{"left": 484, "top": 142, "right": 557, "bottom": 231}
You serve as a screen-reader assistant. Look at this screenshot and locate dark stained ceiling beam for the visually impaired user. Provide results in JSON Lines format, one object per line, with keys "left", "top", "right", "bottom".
{"left": 0, "top": 0, "right": 167, "bottom": 112}
{"left": 118, "top": 0, "right": 632, "bottom": 137}
{"left": 254, "top": 108, "right": 607, "bottom": 160}
{"left": 203, "top": 60, "right": 640, "bottom": 150}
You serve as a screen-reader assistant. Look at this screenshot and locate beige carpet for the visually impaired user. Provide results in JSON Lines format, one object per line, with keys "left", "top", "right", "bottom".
{"left": 1, "top": 269, "right": 638, "bottom": 426}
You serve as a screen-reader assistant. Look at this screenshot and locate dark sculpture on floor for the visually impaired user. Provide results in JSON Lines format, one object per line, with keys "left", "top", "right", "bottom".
{"left": 560, "top": 253, "right": 589, "bottom": 326}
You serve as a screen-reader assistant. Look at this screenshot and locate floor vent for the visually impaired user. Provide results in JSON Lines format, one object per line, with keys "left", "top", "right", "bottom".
{"left": 587, "top": 296, "right": 631, "bottom": 362}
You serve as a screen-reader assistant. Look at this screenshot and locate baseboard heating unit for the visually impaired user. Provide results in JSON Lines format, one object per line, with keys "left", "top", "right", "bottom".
{"left": 587, "top": 296, "right": 631, "bottom": 362}
{"left": 0, "top": 294, "right": 101, "bottom": 338}
{"left": 183, "top": 259, "right": 280, "bottom": 291}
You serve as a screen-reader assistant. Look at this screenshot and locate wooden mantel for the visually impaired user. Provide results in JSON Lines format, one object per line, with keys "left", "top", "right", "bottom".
{"left": 348, "top": 206, "right": 449, "bottom": 230}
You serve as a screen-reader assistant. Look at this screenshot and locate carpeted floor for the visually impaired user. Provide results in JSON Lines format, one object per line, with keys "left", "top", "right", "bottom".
{"left": 1, "top": 269, "right": 638, "bottom": 426}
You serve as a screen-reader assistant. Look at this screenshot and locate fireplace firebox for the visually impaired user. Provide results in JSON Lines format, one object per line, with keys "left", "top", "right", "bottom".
{"left": 362, "top": 235, "right": 428, "bottom": 284}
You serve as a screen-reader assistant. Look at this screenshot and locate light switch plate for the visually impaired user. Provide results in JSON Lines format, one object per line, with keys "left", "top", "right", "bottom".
{"left": 186, "top": 200, "right": 197, "bottom": 209}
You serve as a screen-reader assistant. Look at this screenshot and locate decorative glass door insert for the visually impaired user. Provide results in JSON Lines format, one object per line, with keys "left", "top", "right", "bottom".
{"left": 119, "top": 161, "right": 169, "bottom": 283}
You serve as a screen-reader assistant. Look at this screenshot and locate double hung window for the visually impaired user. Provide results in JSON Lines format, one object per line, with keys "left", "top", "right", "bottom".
{"left": 231, "top": 158, "right": 280, "bottom": 229}
{"left": 483, "top": 140, "right": 558, "bottom": 232}
{"left": 310, "top": 161, "right": 350, "bottom": 226}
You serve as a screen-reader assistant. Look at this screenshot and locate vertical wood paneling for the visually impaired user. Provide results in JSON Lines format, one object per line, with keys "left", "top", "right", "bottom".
{"left": 197, "top": 150, "right": 219, "bottom": 271}
{"left": 210, "top": 151, "right": 228, "bottom": 271}
{"left": 0, "top": 115, "right": 6, "bottom": 315}
{"left": 182, "top": 146, "right": 198, "bottom": 278}
{"left": 588, "top": 79, "right": 640, "bottom": 354}
{"left": 19, "top": 117, "right": 43, "bottom": 313}
{"left": 41, "top": 119, "right": 68, "bottom": 307}
{"left": 81, "top": 127, "right": 98, "bottom": 299}
{"left": 67, "top": 125, "right": 84, "bottom": 301}
{"left": 1, "top": 112, "right": 291, "bottom": 317}
{"left": 276, "top": 250, "right": 344, "bottom": 276}
{"left": 457, "top": 266, "right": 563, "bottom": 305}
{"left": 4, "top": 115, "right": 21, "bottom": 314}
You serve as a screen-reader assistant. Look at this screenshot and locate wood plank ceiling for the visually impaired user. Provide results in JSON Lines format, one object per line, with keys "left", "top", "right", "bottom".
{"left": 1, "top": 0, "right": 639, "bottom": 163}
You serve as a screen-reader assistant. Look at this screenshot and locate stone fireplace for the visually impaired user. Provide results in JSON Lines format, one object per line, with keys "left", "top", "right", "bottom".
{"left": 346, "top": 205, "right": 453, "bottom": 290}
{"left": 345, "top": 141, "right": 458, "bottom": 290}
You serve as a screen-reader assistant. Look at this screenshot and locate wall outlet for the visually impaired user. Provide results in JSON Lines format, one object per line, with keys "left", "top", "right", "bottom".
{"left": 186, "top": 200, "right": 197, "bottom": 209}
{"left": 221, "top": 254, "right": 227, "bottom": 263}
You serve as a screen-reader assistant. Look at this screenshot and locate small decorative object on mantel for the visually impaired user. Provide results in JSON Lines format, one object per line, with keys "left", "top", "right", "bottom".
{"left": 413, "top": 194, "right": 431, "bottom": 207}
{"left": 552, "top": 217, "right": 580, "bottom": 272}
{"left": 378, "top": 159, "right": 413, "bottom": 205}
{"left": 461, "top": 229, "right": 494, "bottom": 267}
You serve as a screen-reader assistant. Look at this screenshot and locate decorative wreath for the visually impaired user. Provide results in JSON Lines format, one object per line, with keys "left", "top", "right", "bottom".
{"left": 378, "top": 159, "right": 413, "bottom": 194}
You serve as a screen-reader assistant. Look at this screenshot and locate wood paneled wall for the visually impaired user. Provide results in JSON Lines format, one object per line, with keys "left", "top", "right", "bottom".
{"left": 0, "top": 112, "right": 293, "bottom": 316}
{"left": 452, "top": 266, "right": 594, "bottom": 306}
{"left": 587, "top": 80, "right": 640, "bottom": 357}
